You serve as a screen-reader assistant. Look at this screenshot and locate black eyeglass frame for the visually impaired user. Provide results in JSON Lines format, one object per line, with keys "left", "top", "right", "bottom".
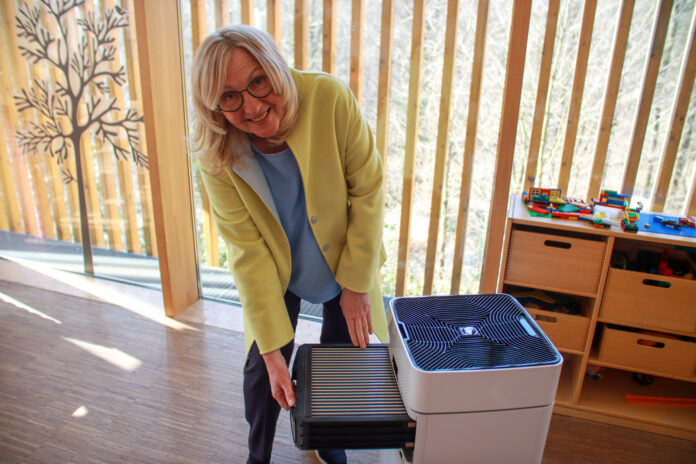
{"left": 216, "top": 76, "right": 273, "bottom": 113}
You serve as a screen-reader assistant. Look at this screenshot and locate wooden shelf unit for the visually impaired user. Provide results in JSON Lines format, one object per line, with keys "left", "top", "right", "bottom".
{"left": 498, "top": 195, "right": 696, "bottom": 440}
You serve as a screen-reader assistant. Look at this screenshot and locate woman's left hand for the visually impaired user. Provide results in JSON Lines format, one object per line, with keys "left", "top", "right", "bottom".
{"left": 340, "top": 288, "right": 373, "bottom": 348}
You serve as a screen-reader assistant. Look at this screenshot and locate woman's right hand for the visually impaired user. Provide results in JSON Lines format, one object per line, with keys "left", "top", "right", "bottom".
{"left": 262, "top": 349, "right": 295, "bottom": 410}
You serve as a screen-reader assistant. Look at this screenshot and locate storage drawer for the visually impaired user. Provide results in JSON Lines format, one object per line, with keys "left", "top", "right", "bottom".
{"left": 598, "top": 326, "right": 696, "bottom": 378}
{"left": 527, "top": 308, "right": 589, "bottom": 353}
{"left": 505, "top": 229, "right": 607, "bottom": 294}
{"left": 600, "top": 269, "right": 696, "bottom": 335}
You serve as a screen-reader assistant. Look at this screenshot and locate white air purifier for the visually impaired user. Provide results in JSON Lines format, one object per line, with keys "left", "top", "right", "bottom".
{"left": 385, "top": 294, "right": 563, "bottom": 464}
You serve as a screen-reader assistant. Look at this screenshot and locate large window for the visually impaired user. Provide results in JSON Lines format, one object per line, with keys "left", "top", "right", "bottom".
{"left": 0, "top": 0, "right": 160, "bottom": 291}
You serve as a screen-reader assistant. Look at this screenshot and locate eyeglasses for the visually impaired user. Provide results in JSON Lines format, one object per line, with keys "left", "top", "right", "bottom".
{"left": 217, "top": 75, "right": 273, "bottom": 112}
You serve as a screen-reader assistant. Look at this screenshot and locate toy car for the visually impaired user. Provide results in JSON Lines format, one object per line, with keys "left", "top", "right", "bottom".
{"left": 621, "top": 218, "right": 638, "bottom": 232}
{"left": 654, "top": 216, "right": 681, "bottom": 230}
{"left": 621, "top": 210, "right": 639, "bottom": 232}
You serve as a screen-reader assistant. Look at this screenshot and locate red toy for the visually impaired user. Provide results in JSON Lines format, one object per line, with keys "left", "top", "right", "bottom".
{"left": 625, "top": 395, "right": 696, "bottom": 407}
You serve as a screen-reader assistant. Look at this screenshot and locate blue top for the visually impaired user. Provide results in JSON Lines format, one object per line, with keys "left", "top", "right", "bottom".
{"left": 253, "top": 144, "right": 342, "bottom": 304}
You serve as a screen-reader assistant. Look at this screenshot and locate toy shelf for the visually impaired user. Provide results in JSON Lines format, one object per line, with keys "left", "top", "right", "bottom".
{"left": 588, "top": 355, "right": 696, "bottom": 384}
{"left": 503, "top": 284, "right": 593, "bottom": 356}
{"left": 503, "top": 281, "right": 597, "bottom": 298}
{"left": 554, "top": 355, "right": 575, "bottom": 406}
{"left": 589, "top": 325, "right": 696, "bottom": 384}
{"left": 499, "top": 195, "right": 696, "bottom": 440}
{"left": 576, "top": 368, "right": 696, "bottom": 440}
{"left": 597, "top": 315, "right": 695, "bottom": 339}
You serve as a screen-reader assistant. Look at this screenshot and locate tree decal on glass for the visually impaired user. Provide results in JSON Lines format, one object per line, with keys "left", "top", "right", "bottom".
{"left": 13, "top": 0, "right": 147, "bottom": 273}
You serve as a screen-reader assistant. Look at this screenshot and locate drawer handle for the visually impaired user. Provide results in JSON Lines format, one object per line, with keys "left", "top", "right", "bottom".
{"left": 397, "top": 321, "right": 410, "bottom": 341}
{"left": 642, "top": 279, "right": 671, "bottom": 289}
{"left": 544, "top": 240, "right": 571, "bottom": 249}
{"left": 637, "top": 339, "right": 665, "bottom": 348}
{"left": 535, "top": 314, "right": 557, "bottom": 324}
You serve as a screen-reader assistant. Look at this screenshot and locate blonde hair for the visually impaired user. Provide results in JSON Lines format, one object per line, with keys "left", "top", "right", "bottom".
{"left": 191, "top": 25, "right": 298, "bottom": 173}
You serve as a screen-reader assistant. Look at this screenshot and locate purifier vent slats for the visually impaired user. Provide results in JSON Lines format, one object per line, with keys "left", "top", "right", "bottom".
{"left": 309, "top": 346, "right": 408, "bottom": 416}
{"left": 290, "top": 344, "right": 416, "bottom": 450}
{"left": 392, "top": 294, "right": 562, "bottom": 371}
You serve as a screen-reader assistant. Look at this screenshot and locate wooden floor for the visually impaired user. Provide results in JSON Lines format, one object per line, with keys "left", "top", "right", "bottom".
{"left": 1, "top": 279, "right": 694, "bottom": 464}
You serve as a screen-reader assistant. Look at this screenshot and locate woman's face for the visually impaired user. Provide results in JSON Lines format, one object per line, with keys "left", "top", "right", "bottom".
{"left": 219, "top": 47, "right": 285, "bottom": 141}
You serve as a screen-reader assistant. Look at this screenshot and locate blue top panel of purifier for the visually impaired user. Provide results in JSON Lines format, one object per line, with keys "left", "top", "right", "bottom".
{"left": 390, "top": 294, "right": 562, "bottom": 371}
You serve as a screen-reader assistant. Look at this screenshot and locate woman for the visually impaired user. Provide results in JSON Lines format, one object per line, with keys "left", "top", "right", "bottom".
{"left": 191, "top": 25, "right": 388, "bottom": 464}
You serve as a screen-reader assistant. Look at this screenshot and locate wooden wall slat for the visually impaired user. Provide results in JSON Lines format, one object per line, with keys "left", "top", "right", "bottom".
{"left": 118, "top": 160, "right": 141, "bottom": 253}
{"left": 95, "top": 152, "right": 119, "bottom": 250}
{"left": 267, "top": 0, "right": 282, "bottom": 47}
{"left": 83, "top": 0, "right": 121, "bottom": 251}
{"left": 0, "top": 140, "right": 10, "bottom": 231}
{"left": 36, "top": 6, "right": 77, "bottom": 243}
{"left": 23, "top": 45, "right": 55, "bottom": 239}
{"left": 96, "top": 145, "right": 123, "bottom": 249}
{"left": 295, "top": 0, "right": 309, "bottom": 70}
{"left": 124, "top": 0, "right": 157, "bottom": 256}
{"left": 323, "top": 0, "right": 337, "bottom": 75}
{"left": 51, "top": 9, "right": 81, "bottom": 245}
{"left": 242, "top": 0, "right": 255, "bottom": 26}
{"left": 0, "top": 125, "right": 18, "bottom": 232}
{"left": 18, "top": 13, "right": 66, "bottom": 242}
{"left": 0, "top": 150, "right": 20, "bottom": 234}
{"left": 191, "top": 0, "right": 207, "bottom": 49}
{"left": 43, "top": 151, "right": 71, "bottom": 241}
{"left": 77, "top": 113, "right": 106, "bottom": 248}
{"left": 26, "top": 159, "right": 52, "bottom": 238}
{"left": 138, "top": 167, "right": 158, "bottom": 256}
{"left": 375, "top": 0, "right": 395, "bottom": 173}
{"left": 45, "top": 160, "right": 68, "bottom": 240}
{"left": 423, "top": 0, "right": 459, "bottom": 296}
{"left": 557, "top": 0, "right": 597, "bottom": 193}
{"left": 40, "top": 69, "right": 71, "bottom": 242}
{"left": 216, "top": 0, "right": 230, "bottom": 29}
{"left": 26, "top": 65, "right": 55, "bottom": 240}
{"left": 1, "top": 1, "right": 39, "bottom": 237}
{"left": 587, "top": 0, "right": 634, "bottom": 201}
{"left": 450, "top": 0, "right": 488, "bottom": 295}
{"left": 479, "top": 0, "right": 532, "bottom": 294}
{"left": 687, "top": 169, "right": 696, "bottom": 216}
{"left": 621, "top": 0, "right": 673, "bottom": 196}
{"left": 0, "top": 10, "right": 22, "bottom": 233}
{"left": 395, "top": 0, "right": 426, "bottom": 297}
{"left": 33, "top": 5, "right": 72, "bottom": 242}
{"left": 65, "top": 154, "right": 82, "bottom": 242}
{"left": 523, "top": 0, "right": 559, "bottom": 194}
{"left": 191, "top": 0, "right": 220, "bottom": 267}
{"left": 651, "top": 6, "right": 696, "bottom": 212}
{"left": 349, "top": 0, "right": 365, "bottom": 102}
{"left": 133, "top": 0, "right": 199, "bottom": 316}
{"left": 103, "top": 0, "right": 139, "bottom": 252}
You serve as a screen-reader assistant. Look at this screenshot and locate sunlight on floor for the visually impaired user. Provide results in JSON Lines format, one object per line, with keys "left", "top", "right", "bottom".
{"left": 3, "top": 256, "right": 198, "bottom": 332}
{"left": 0, "top": 255, "right": 374, "bottom": 346}
{"left": 71, "top": 406, "right": 89, "bottom": 418}
{"left": 63, "top": 337, "right": 143, "bottom": 372}
{"left": 0, "top": 291, "right": 62, "bottom": 324}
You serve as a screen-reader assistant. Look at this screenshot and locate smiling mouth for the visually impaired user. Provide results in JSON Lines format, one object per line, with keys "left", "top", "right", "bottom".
{"left": 249, "top": 108, "right": 269, "bottom": 123}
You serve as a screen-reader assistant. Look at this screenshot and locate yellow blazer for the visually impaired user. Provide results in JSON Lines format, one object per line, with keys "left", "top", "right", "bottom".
{"left": 201, "top": 69, "right": 388, "bottom": 355}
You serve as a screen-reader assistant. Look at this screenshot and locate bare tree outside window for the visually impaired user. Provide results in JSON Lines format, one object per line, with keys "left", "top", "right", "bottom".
{"left": 13, "top": 0, "right": 146, "bottom": 274}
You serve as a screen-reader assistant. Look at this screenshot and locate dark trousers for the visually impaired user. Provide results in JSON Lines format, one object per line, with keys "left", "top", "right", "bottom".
{"left": 243, "top": 290, "right": 351, "bottom": 463}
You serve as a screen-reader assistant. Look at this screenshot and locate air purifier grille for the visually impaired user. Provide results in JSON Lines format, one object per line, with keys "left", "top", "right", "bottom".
{"left": 391, "top": 294, "right": 561, "bottom": 371}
